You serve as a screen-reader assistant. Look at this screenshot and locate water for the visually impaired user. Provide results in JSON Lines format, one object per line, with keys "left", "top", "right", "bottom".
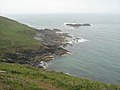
{"left": 6, "top": 13, "right": 120, "bottom": 84}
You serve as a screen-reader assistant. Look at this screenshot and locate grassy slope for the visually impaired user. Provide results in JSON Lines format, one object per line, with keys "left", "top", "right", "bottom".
{"left": 0, "top": 16, "right": 120, "bottom": 90}
{"left": 0, "top": 62, "right": 120, "bottom": 90}
{"left": 0, "top": 16, "right": 42, "bottom": 49}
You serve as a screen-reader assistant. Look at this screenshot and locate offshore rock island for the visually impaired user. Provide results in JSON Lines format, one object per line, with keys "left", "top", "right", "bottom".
{"left": 65, "top": 23, "right": 92, "bottom": 27}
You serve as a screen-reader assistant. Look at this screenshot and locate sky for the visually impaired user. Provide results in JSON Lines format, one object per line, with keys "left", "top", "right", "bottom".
{"left": 0, "top": 0, "right": 120, "bottom": 14}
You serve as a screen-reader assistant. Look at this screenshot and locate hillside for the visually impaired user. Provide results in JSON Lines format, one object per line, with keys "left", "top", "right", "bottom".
{"left": 0, "top": 16, "right": 43, "bottom": 48}
{"left": 0, "top": 62, "right": 120, "bottom": 90}
{"left": 0, "top": 16, "right": 120, "bottom": 90}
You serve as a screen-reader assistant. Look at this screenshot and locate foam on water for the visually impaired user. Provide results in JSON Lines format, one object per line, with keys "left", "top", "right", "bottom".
{"left": 67, "top": 37, "right": 88, "bottom": 44}
{"left": 78, "top": 38, "right": 88, "bottom": 42}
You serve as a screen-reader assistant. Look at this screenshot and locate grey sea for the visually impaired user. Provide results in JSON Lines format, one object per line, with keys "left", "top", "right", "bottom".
{"left": 6, "top": 13, "right": 120, "bottom": 84}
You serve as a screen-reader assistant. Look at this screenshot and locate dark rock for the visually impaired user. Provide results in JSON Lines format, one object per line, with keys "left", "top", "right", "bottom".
{"left": 65, "top": 23, "right": 91, "bottom": 27}
{"left": 36, "top": 61, "right": 46, "bottom": 68}
{"left": 35, "top": 28, "right": 72, "bottom": 46}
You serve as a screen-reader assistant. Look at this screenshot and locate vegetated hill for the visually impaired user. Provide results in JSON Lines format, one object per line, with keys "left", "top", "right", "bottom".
{"left": 0, "top": 16, "right": 42, "bottom": 49}
{"left": 0, "top": 62, "right": 120, "bottom": 90}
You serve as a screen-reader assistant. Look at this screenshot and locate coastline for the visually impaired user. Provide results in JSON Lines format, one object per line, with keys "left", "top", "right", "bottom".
{"left": 34, "top": 28, "right": 72, "bottom": 68}
{"left": 0, "top": 16, "right": 120, "bottom": 89}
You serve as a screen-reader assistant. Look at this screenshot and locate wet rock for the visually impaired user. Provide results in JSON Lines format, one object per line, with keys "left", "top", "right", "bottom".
{"left": 36, "top": 61, "right": 46, "bottom": 68}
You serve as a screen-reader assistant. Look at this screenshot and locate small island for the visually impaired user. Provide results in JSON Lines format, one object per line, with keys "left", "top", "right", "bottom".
{"left": 65, "top": 23, "right": 92, "bottom": 27}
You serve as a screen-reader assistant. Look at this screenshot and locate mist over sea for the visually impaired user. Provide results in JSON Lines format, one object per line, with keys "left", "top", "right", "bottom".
{"left": 6, "top": 13, "right": 120, "bottom": 84}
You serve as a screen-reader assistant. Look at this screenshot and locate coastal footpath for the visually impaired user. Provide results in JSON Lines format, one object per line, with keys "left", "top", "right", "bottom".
{"left": 0, "top": 16, "right": 120, "bottom": 90}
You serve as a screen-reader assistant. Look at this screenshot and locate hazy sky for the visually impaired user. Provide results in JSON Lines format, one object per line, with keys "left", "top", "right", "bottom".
{"left": 0, "top": 0, "right": 120, "bottom": 14}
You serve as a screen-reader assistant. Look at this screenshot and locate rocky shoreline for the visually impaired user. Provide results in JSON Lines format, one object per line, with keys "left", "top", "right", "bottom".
{"left": 35, "top": 28, "right": 72, "bottom": 47}
{"left": 1, "top": 28, "right": 72, "bottom": 68}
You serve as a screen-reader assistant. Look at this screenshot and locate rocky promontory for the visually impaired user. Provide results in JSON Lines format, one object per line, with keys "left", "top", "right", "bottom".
{"left": 1, "top": 28, "right": 72, "bottom": 68}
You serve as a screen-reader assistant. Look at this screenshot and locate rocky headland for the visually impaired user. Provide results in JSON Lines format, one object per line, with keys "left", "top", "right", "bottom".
{"left": 1, "top": 28, "right": 72, "bottom": 68}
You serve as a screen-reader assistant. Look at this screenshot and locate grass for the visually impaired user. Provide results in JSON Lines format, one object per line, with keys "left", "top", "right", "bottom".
{"left": 0, "top": 62, "right": 120, "bottom": 90}
{"left": 0, "top": 16, "right": 43, "bottom": 50}
{"left": 0, "top": 16, "right": 44, "bottom": 58}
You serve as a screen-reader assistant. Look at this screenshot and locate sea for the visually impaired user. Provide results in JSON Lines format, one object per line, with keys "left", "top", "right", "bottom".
{"left": 5, "top": 13, "right": 120, "bottom": 84}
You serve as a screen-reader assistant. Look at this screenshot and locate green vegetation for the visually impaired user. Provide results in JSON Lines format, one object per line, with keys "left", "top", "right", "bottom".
{"left": 0, "top": 62, "right": 120, "bottom": 90}
{"left": 0, "top": 16, "right": 45, "bottom": 62}
{"left": 0, "top": 16, "right": 43, "bottom": 57}
{"left": 0, "top": 16, "right": 120, "bottom": 90}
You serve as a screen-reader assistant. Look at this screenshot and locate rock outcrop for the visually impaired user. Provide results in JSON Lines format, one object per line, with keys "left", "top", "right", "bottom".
{"left": 2, "top": 45, "right": 68, "bottom": 68}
